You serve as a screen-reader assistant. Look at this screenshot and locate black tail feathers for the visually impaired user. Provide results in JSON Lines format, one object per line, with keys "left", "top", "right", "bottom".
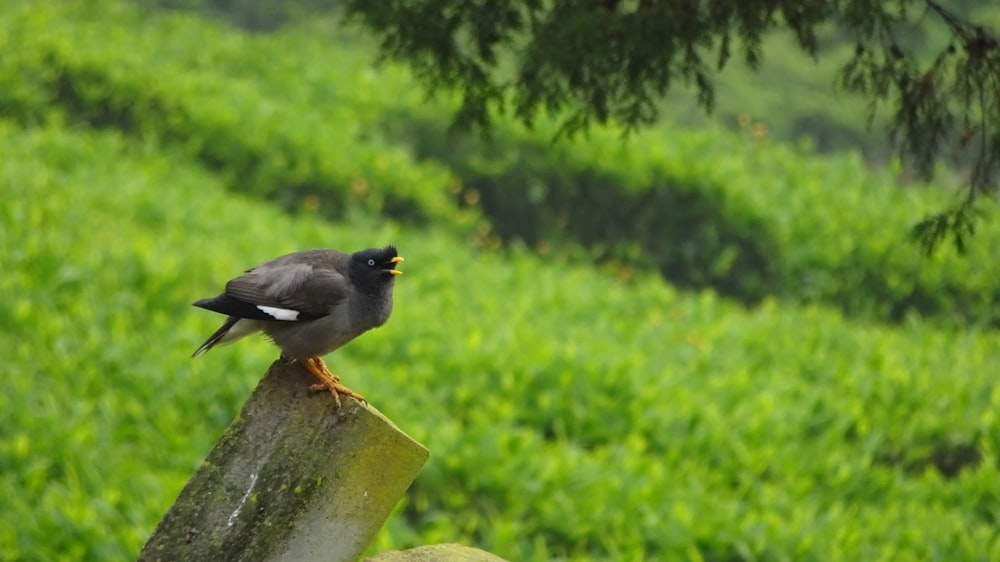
{"left": 192, "top": 316, "right": 239, "bottom": 358}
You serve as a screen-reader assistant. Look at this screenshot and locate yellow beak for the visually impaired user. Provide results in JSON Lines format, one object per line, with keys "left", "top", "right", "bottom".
{"left": 389, "top": 256, "right": 404, "bottom": 275}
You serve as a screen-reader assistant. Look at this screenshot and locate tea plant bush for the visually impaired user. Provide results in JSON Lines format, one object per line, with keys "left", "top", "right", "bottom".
{"left": 3, "top": 0, "right": 999, "bottom": 330}
{"left": 2, "top": 121, "right": 998, "bottom": 561}
{"left": 2, "top": 5, "right": 1000, "bottom": 559}
{"left": 405, "top": 115, "right": 1000, "bottom": 327}
{"left": 0, "top": 0, "right": 463, "bottom": 227}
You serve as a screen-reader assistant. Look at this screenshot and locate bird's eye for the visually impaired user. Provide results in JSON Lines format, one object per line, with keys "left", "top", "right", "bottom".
{"left": 367, "top": 259, "right": 376, "bottom": 267}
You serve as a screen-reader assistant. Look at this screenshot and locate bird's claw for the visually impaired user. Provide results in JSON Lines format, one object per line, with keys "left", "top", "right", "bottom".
{"left": 301, "top": 357, "right": 366, "bottom": 408}
{"left": 309, "top": 380, "right": 366, "bottom": 408}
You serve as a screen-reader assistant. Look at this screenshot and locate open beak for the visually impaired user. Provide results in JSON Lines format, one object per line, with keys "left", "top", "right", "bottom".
{"left": 389, "top": 256, "right": 404, "bottom": 275}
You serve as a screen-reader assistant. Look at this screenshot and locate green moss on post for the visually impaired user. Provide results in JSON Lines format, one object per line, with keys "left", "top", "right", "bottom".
{"left": 138, "top": 360, "right": 429, "bottom": 562}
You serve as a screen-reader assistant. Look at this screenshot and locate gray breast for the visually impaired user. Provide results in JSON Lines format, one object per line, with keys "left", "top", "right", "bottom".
{"left": 351, "top": 285, "right": 395, "bottom": 330}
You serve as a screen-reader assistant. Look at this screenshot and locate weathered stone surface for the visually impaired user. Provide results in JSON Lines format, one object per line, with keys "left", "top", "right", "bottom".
{"left": 367, "top": 543, "right": 511, "bottom": 562}
{"left": 138, "top": 360, "right": 429, "bottom": 562}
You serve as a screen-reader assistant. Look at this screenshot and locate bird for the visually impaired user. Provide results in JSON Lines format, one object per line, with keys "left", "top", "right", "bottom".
{"left": 191, "top": 245, "right": 403, "bottom": 407}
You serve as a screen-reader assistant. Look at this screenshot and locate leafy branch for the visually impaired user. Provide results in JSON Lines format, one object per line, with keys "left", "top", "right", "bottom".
{"left": 344, "top": 0, "right": 1000, "bottom": 252}
{"left": 839, "top": 0, "right": 1000, "bottom": 252}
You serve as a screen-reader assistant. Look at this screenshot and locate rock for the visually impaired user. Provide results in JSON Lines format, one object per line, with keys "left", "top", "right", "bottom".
{"left": 367, "top": 543, "right": 510, "bottom": 562}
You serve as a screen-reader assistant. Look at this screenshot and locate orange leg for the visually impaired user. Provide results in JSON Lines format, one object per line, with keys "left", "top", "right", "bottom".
{"left": 300, "top": 356, "right": 365, "bottom": 407}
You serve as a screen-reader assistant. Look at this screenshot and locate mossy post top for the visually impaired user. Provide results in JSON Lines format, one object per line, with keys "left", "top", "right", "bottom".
{"left": 138, "top": 360, "right": 429, "bottom": 562}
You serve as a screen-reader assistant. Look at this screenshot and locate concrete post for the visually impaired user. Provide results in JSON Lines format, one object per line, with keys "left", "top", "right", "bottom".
{"left": 138, "top": 359, "right": 429, "bottom": 562}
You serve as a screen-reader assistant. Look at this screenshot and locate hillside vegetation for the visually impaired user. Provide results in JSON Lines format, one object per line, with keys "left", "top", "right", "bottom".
{"left": 2, "top": 2, "right": 999, "bottom": 561}
{"left": 3, "top": 1, "right": 998, "bottom": 329}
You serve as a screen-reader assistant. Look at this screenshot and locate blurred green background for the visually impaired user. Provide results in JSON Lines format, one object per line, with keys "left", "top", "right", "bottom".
{"left": 1, "top": 1, "right": 999, "bottom": 560}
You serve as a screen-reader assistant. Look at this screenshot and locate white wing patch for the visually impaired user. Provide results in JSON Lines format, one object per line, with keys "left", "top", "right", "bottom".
{"left": 257, "top": 305, "right": 300, "bottom": 321}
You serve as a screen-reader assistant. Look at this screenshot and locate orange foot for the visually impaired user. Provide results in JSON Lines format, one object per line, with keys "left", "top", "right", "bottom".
{"left": 300, "top": 356, "right": 365, "bottom": 408}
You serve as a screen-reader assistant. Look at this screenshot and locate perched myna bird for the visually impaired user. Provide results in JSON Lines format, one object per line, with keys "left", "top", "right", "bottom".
{"left": 192, "top": 246, "right": 403, "bottom": 406}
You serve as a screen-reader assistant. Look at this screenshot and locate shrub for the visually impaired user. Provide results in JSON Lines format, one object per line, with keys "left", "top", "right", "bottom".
{"left": 3, "top": 120, "right": 999, "bottom": 561}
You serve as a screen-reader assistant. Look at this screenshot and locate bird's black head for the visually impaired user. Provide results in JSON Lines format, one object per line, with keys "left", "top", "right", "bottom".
{"left": 349, "top": 245, "right": 404, "bottom": 292}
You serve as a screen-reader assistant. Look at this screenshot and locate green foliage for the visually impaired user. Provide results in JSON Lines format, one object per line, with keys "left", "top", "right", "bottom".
{"left": 0, "top": 0, "right": 466, "bottom": 229}
{"left": 4, "top": 1, "right": 1000, "bottom": 326}
{"left": 838, "top": 0, "right": 1000, "bottom": 250}
{"left": 395, "top": 115, "right": 782, "bottom": 302}
{"left": 150, "top": 0, "right": 338, "bottom": 32}
{"left": 4, "top": 1, "right": 1000, "bottom": 325}
{"left": 344, "top": 0, "right": 1000, "bottom": 251}
{"left": 0, "top": 120, "right": 407, "bottom": 560}
{"left": 341, "top": 0, "right": 835, "bottom": 134}
{"left": 662, "top": 29, "right": 889, "bottom": 160}
{"left": 2, "top": 5, "right": 1000, "bottom": 560}
{"left": 2, "top": 121, "right": 999, "bottom": 561}
{"left": 393, "top": 113, "right": 1000, "bottom": 328}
